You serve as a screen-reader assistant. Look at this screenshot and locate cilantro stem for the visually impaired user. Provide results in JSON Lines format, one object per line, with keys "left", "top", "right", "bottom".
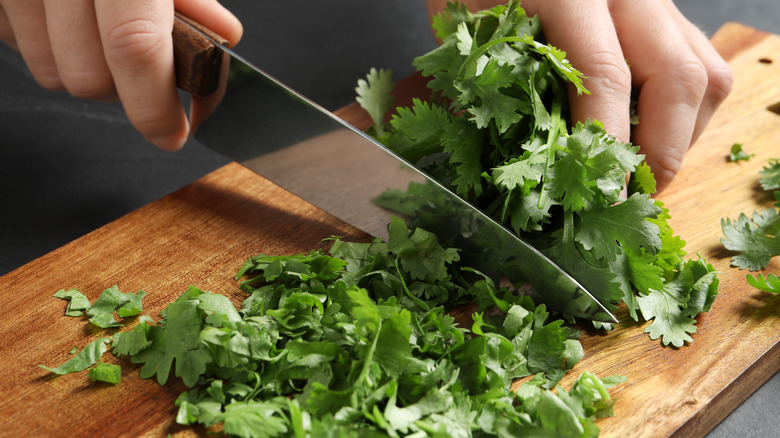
{"left": 393, "top": 257, "right": 431, "bottom": 312}
{"left": 562, "top": 210, "right": 575, "bottom": 245}
{"left": 537, "top": 90, "right": 564, "bottom": 209}
{"left": 353, "top": 320, "right": 382, "bottom": 390}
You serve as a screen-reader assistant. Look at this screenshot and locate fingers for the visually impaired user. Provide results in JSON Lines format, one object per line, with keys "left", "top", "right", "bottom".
{"left": 43, "top": 0, "right": 114, "bottom": 101}
{"left": 94, "top": 0, "right": 188, "bottom": 151}
{"left": 611, "top": 0, "right": 732, "bottom": 192}
{"left": 610, "top": 0, "right": 702, "bottom": 191}
{"left": 665, "top": 5, "right": 733, "bottom": 145}
{"left": 0, "top": 0, "right": 61, "bottom": 89}
{"left": 523, "top": 0, "right": 731, "bottom": 193}
{"left": 174, "top": 0, "right": 243, "bottom": 48}
{"left": 0, "top": 6, "right": 18, "bottom": 50}
{"left": 175, "top": 0, "right": 242, "bottom": 138}
{"left": 523, "top": 0, "right": 632, "bottom": 144}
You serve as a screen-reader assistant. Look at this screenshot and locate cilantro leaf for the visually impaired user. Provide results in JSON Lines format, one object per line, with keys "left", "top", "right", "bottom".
{"left": 636, "top": 290, "right": 697, "bottom": 347}
{"left": 542, "top": 224, "right": 624, "bottom": 316}
{"left": 355, "top": 67, "right": 395, "bottom": 137}
{"left": 111, "top": 317, "right": 153, "bottom": 356}
{"left": 86, "top": 285, "right": 146, "bottom": 328}
{"left": 575, "top": 193, "right": 663, "bottom": 261}
{"left": 373, "top": 309, "right": 414, "bottom": 377}
{"left": 628, "top": 161, "right": 657, "bottom": 195}
{"left": 729, "top": 143, "right": 754, "bottom": 162}
{"left": 118, "top": 290, "right": 145, "bottom": 318}
{"left": 383, "top": 382, "right": 452, "bottom": 434}
{"left": 747, "top": 273, "right": 780, "bottom": 294}
{"left": 648, "top": 201, "right": 687, "bottom": 274}
{"left": 505, "top": 187, "right": 556, "bottom": 233}
{"left": 721, "top": 208, "right": 780, "bottom": 271}
{"left": 40, "top": 337, "right": 111, "bottom": 375}
{"left": 636, "top": 258, "right": 718, "bottom": 347}
{"left": 624, "top": 247, "right": 665, "bottom": 295}
{"left": 388, "top": 218, "right": 460, "bottom": 283}
{"left": 548, "top": 121, "right": 643, "bottom": 211}
{"left": 429, "top": 0, "right": 473, "bottom": 41}
{"left": 221, "top": 400, "right": 289, "bottom": 438}
{"left": 442, "top": 116, "right": 486, "bottom": 197}
{"left": 455, "top": 57, "right": 526, "bottom": 133}
{"left": 521, "top": 34, "right": 590, "bottom": 96}
{"left": 526, "top": 318, "right": 568, "bottom": 374}
{"left": 131, "top": 297, "right": 212, "bottom": 386}
{"left": 386, "top": 98, "right": 451, "bottom": 165}
{"left": 413, "top": 36, "right": 464, "bottom": 101}
{"left": 759, "top": 158, "right": 780, "bottom": 190}
{"left": 53, "top": 288, "right": 91, "bottom": 317}
{"left": 490, "top": 151, "right": 546, "bottom": 196}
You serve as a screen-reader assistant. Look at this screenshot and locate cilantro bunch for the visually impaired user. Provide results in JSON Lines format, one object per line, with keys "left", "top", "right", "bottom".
{"left": 357, "top": 1, "right": 718, "bottom": 346}
{"left": 42, "top": 218, "right": 625, "bottom": 437}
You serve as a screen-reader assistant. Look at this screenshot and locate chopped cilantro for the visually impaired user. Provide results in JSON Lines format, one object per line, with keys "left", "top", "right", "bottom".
{"left": 87, "top": 285, "right": 146, "bottom": 328}
{"left": 53, "top": 288, "right": 91, "bottom": 317}
{"left": 88, "top": 362, "right": 121, "bottom": 385}
{"left": 52, "top": 285, "right": 145, "bottom": 325}
{"left": 729, "top": 143, "right": 754, "bottom": 162}
{"left": 39, "top": 337, "right": 111, "bottom": 375}
{"left": 42, "top": 218, "right": 625, "bottom": 436}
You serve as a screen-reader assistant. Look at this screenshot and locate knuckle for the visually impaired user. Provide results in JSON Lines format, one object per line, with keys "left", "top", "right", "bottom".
{"left": 704, "top": 60, "right": 734, "bottom": 105}
{"left": 666, "top": 57, "right": 709, "bottom": 103}
{"left": 103, "top": 18, "right": 167, "bottom": 69}
{"left": 584, "top": 50, "right": 633, "bottom": 96}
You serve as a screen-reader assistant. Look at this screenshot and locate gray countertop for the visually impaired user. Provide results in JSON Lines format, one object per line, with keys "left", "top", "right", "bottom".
{"left": 0, "top": 1, "right": 777, "bottom": 436}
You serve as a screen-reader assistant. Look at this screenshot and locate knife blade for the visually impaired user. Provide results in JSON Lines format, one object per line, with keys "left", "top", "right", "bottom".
{"left": 171, "top": 14, "right": 618, "bottom": 323}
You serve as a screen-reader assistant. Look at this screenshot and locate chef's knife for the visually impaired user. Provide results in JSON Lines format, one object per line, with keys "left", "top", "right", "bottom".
{"left": 171, "top": 14, "right": 618, "bottom": 323}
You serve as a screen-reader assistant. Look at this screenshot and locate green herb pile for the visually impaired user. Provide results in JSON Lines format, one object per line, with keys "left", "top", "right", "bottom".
{"left": 43, "top": 218, "right": 625, "bottom": 437}
{"left": 722, "top": 157, "right": 780, "bottom": 293}
{"left": 356, "top": 1, "right": 718, "bottom": 346}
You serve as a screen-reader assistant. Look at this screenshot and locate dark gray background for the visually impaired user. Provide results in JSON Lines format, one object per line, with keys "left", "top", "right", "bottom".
{"left": 0, "top": 1, "right": 777, "bottom": 436}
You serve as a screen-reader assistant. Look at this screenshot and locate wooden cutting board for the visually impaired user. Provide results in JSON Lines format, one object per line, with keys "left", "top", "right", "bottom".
{"left": 0, "top": 23, "right": 778, "bottom": 437}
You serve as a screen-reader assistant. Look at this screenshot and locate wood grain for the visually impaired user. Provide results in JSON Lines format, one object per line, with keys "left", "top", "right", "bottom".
{"left": 0, "top": 23, "right": 778, "bottom": 438}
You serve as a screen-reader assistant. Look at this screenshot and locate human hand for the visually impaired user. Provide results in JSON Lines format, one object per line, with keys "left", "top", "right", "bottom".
{"left": 426, "top": 0, "right": 733, "bottom": 193}
{"left": 0, "top": 0, "right": 242, "bottom": 151}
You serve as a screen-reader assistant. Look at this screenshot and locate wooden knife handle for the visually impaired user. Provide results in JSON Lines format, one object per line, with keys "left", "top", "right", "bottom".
{"left": 172, "top": 12, "right": 229, "bottom": 98}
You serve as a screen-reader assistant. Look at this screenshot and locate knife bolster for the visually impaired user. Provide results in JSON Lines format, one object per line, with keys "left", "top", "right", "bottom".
{"left": 172, "top": 12, "right": 228, "bottom": 98}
